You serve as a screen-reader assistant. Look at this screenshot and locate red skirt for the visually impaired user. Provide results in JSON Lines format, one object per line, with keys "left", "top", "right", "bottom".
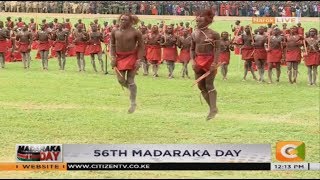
{"left": 286, "top": 49, "right": 301, "bottom": 62}
{"left": 31, "top": 41, "right": 38, "bottom": 50}
{"left": 116, "top": 50, "right": 138, "bottom": 71}
{"left": 7, "top": 40, "right": 12, "bottom": 48}
{"left": 195, "top": 53, "right": 214, "bottom": 72}
{"left": 304, "top": 52, "right": 319, "bottom": 66}
{"left": 38, "top": 41, "right": 50, "bottom": 51}
{"left": 253, "top": 48, "right": 267, "bottom": 61}
{"left": 162, "top": 46, "right": 177, "bottom": 61}
{"left": 241, "top": 48, "right": 254, "bottom": 61}
{"left": 35, "top": 51, "right": 41, "bottom": 59}
{"left": 5, "top": 51, "right": 13, "bottom": 62}
{"left": 219, "top": 51, "right": 230, "bottom": 65}
{"left": 18, "top": 42, "right": 30, "bottom": 53}
{"left": 54, "top": 41, "right": 67, "bottom": 52}
{"left": 103, "top": 36, "right": 110, "bottom": 44}
{"left": 75, "top": 42, "right": 87, "bottom": 53}
{"left": 267, "top": 49, "right": 282, "bottom": 63}
{"left": 67, "top": 44, "right": 76, "bottom": 57}
{"left": 251, "top": 61, "right": 258, "bottom": 71}
{"left": 84, "top": 46, "right": 90, "bottom": 56}
{"left": 0, "top": 40, "right": 8, "bottom": 53}
{"left": 88, "top": 43, "right": 102, "bottom": 54}
{"left": 13, "top": 51, "right": 22, "bottom": 61}
{"left": 234, "top": 46, "right": 240, "bottom": 55}
{"left": 146, "top": 45, "right": 161, "bottom": 62}
{"left": 106, "top": 44, "right": 110, "bottom": 53}
{"left": 178, "top": 48, "right": 190, "bottom": 63}
{"left": 50, "top": 48, "right": 57, "bottom": 59}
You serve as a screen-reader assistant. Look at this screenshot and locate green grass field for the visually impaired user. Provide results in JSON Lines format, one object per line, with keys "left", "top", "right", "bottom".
{"left": 0, "top": 14, "right": 319, "bottom": 178}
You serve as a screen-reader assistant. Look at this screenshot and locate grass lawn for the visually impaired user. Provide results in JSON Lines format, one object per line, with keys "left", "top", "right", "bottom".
{"left": 0, "top": 14, "right": 319, "bottom": 178}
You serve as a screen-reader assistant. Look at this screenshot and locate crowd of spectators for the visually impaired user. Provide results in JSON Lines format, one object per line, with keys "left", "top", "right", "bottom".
{"left": 0, "top": 1, "right": 319, "bottom": 17}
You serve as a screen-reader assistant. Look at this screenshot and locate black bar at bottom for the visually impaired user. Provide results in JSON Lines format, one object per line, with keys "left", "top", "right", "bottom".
{"left": 67, "top": 163, "right": 271, "bottom": 171}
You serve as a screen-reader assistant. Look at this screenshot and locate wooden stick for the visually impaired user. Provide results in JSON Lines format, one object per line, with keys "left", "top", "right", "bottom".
{"left": 235, "top": 25, "right": 241, "bottom": 37}
{"left": 303, "top": 39, "right": 308, "bottom": 56}
{"left": 105, "top": 46, "right": 108, "bottom": 74}
{"left": 192, "top": 71, "right": 211, "bottom": 87}
{"left": 191, "top": 62, "right": 222, "bottom": 87}
{"left": 113, "top": 66, "right": 125, "bottom": 91}
{"left": 249, "top": 26, "right": 255, "bottom": 58}
{"left": 114, "top": 67, "right": 123, "bottom": 78}
{"left": 249, "top": 26, "right": 254, "bottom": 43}
{"left": 267, "top": 33, "right": 271, "bottom": 50}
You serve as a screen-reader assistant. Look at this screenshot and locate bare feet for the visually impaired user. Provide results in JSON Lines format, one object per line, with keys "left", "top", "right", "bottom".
{"left": 206, "top": 108, "right": 218, "bottom": 121}
{"left": 128, "top": 104, "right": 137, "bottom": 114}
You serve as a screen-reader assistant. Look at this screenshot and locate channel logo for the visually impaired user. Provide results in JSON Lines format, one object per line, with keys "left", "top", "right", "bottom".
{"left": 252, "top": 17, "right": 299, "bottom": 24}
{"left": 276, "top": 141, "right": 305, "bottom": 162}
{"left": 16, "top": 144, "right": 62, "bottom": 162}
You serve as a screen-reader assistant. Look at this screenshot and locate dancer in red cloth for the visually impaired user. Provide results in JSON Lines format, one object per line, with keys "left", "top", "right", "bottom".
{"left": 304, "top": 28, "right": 319, "bottom": 86}
{"left": 73, "top": 24, "right": 89, "bottom": 72}
{"left": 160, "top": 25, "right": 178, "bottom": 79}
{"left": 64, "top": 19, "right": 72, "bottom": 31}
{"left": 28, "top": 18, "right": 37, "bottom": 32}
{"left": 266, "top": 27, "right": 285, "bottom": 83}
{"left": 140, "top": 25, "right": 149, "bottom": 76}
{"left": 231, "top": 20, "right": 243, "bottom": 55}
{"left": 236, "top": 25, "right": 257, "bottom": 81}
{"left": 5, "top": 17, "right": 14, "bottom": 33}
{"left": 282, "top": 23, "right": 290, "bottom": 36}
{"left": 16, "top": 25, "right": 32, "bottom": 69}
{"left": 177, "top": 28, "right": 192, "bottom": 78}
{"left": 190, "top": 9, "right": 220, "bottom": 120}
{"left": 253, "top": 26, "right": 268, "bottom": 82}
{"left": 297, "top": 22, "right": 304, "bottom": 37}
{"left": 102, "top": 22, "right": 111, "bottom": 74}
{"left": 284, "top": 26, "right": 303, "bottom": 84}
{"left": 0, "top": 21, "right": 10, "bottom": 68}
{"left": 35, "top": 24, "right": 51, "bottom": 70}
{"left": 185, "top": 22, "right": 193, "bottom": 35}
{"left": 88, "top": 24, "right": 104, "bottom": 73}
{"left": 16, "top": 17, "right": 25, "bottom": 28}
{"left": 66, "top": 30, "right": 76, "bottom": 57}
{"left": 219, "top": 31, "right": 234, "bottom": 80}
{"left": 48, "top": 22, "right": 57, "bottom": 59}
{"left": 110, "top": 14, "right": 144, "bottom": 114}
{"left": 145, "top": 25, "right": 162, "bottom": 77}
{"left": 52, "top": 23, "right": 69, "bottom": 70}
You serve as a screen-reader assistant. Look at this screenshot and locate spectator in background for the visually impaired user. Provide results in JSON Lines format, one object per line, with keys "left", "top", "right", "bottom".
{"left": 302, "top": 4, "right": 309, "bottom": 17}
{"left": 140, "top": 2, "right": 145, "bottom": 15}
{"left": 220, "top": 3, "right": 225, "bottom": 16}
{"left": 278, "top": 4, "right": 284, "bottom": 16}
{"left": 1, "top": 1, "right": 318, "bottom": 17}
{"left": 313, "top": 3, "right": 318, "bottom": 17}
{"left": 296, "top": 6, "right": 301, "bottom": 17}
{"left": 285, "top": 4, "right": 291, "bottom": 17}
{"left": 259, "top": 5, "right": 264, "bottom": 17}
{"left": 264, "top": 4, "right": 270, "bottom": 17}
{"left": 225, "top": 3, "right": 230, "bottom": 16}
{"left": 291, "top": 4, "right": 296, "bottom": 17}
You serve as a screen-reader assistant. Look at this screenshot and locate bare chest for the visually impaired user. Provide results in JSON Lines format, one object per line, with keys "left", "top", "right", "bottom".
{"left": 254, "top": 34, "right": 267, "bottom": 42}
{"left": 286, "top": 35, "right": 300, "bottom": 43}
{"left": 243, "top": 34, "right": 253, "bottom": 42}
{"left": 270, "top": 36, "right": 282, "bottom": 44}
{"left": 194, "top": 30, "right": 214, "bottom": 44}
{"left": 181, "top": 36, "right": 192, "bottom": 45}
{"left": 115, "top": 30, "right": 136, "bottom": 42}
{"left": 56, "top": 31, "right": 67, "bottom": 38}
{"left": 90, "top": 32, "right": 101, "bottom": 39}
